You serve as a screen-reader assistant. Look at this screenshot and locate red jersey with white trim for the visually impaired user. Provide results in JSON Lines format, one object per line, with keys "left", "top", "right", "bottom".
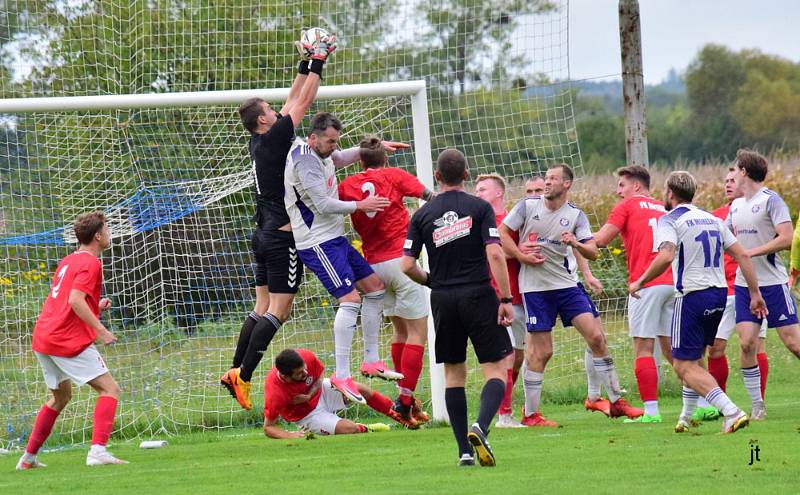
{"left": 490, "top": 211, "right": 522, "bottom": 304}
{"left": 338, "top": 167, "right": 426, "bottom": 264}
{"left": 263, "top": 348, "right": 324, "bottom": 423}
{"left": 32, "top": 251, "right": 102, "bottom": 357}
{"left": 605, "top": 195, "right": 673, "bottom": 288}
{"left": 712, "top": 202, "right": 736, "bottom": 295}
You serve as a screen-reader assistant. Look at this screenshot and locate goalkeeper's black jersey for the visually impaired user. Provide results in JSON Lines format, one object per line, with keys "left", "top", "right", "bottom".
{"left": 250, "top": 115, "right": 295, "bottom": 230}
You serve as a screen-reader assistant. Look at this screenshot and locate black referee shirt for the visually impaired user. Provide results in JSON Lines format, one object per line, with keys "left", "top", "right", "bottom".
{"left": 250, "top": 114, "right": 295, "bottom": 230}
{"left": 404, "top": 190, "right": 501, "bottom": 290}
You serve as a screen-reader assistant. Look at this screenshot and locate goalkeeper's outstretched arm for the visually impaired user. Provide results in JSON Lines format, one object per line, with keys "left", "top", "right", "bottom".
{"left": 281, "top": 31, "right": 338, "bottom": 127}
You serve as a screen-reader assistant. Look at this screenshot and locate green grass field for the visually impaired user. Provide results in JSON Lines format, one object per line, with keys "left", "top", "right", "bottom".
{"left": 3, "top": 338, "right": 799, "bottom": 494}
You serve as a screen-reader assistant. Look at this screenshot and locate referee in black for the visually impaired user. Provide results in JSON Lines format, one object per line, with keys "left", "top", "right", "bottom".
{"left": 220, "top": 35, "right": 336, "bottom": 410}
{"left": 401, "top": 148, "right": 514, "bottom": 467}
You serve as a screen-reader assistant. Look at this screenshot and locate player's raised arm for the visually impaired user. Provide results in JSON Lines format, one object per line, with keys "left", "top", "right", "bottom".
{"left": 281, "top": 29, "right": 337, "bottom": 127}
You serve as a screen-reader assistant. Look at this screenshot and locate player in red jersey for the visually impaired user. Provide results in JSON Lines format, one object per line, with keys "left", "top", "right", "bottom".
{"left": 16, "top": 211, "right": 127, "bottom": 470}
{"left": 263, "top": 348, "right": 412, "bottom": 437}
{"left": 338, "top": 135, "right": 434, "bottom": 428}
{"left": 473, "top": 173, "right": 536, "bottom": 427}
{"left": 694, "top": 168, "right": 769, "bottom": 421}
{"left": 593, "top": 166, "right": 672, "bottom": 423}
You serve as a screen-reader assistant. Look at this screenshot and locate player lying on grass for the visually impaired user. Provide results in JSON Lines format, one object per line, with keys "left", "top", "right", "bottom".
{"left": 262, "top": 348, "right": 417, "bottom": 439}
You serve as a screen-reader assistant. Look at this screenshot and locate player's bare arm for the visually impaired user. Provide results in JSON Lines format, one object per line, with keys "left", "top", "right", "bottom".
{"left": 746, "top": 221, "right": 793, "bottom": 258}
{"left": 332, "top": 140, "right": 411, "bottom": 169}
{"left": 629, "top": 242, "right": 674, "bottom": 298}
{"left": 400, "top": 255, "right": 429, "bottom": 286}
{"left": 291, "top": 378, "right": 322, "bottom": 404}
{"left": 593, "top": 223, "right": 621, "bottom": 248}
{"left": 562, "top": 233, "right": 599, "bottom": 261}
{"left": 486, "top": 243, "right": 514, "bottom": 326}
{"left": 575, "top": 250, "right": 603, "bottom": 295}
{"left": 263, "top": 417, "right": 305, "bottom": 439}
{"left": 499, "top": 224, "right": 544, "bottom": 266}
{"left": 726, "top": 242, "right": 768, "bottom": 318}
{"left": 68, "top": 288, "right": 115, "bottom": 344}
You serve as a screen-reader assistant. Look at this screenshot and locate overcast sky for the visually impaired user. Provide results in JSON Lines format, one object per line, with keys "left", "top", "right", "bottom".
{"left": 570, "top": 0, "right": 800, "bottom": 84}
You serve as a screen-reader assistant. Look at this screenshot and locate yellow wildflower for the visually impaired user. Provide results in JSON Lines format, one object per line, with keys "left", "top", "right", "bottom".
{"left": 611, "top": 248, "right": 623, "bottom": 256}
{"left": 0, "top": 277, "right": 12, "bottom": 286}
{"left": 321, "top": 299, "right": 330, "bottom": 307}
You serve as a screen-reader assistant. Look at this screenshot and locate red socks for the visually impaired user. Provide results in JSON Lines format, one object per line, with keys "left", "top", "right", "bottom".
{"left": 25, "top": 404, "right": 60, "bottom": 455}
{"left": 634, "top": 357, "right": 658, "bottom": 402}
{"left": 499, "top": 368, "right": 515, "bottom": 415}
{"left": 391, "top": 343, "right": 405, "bottom": 374}
{"left": 398, "top": 344, "right": 424, "bottom": 398}
{"left": 91, "top": 396, "right": 118, "bottom": 446}
{"left": 707, "top": 355, "right": 729, "bottom": 392}
{"left": 757, "top": 352, "right": 769, "bottom": 399}
{"left": 366, "top": 391, "right": 393, "bottom": 416}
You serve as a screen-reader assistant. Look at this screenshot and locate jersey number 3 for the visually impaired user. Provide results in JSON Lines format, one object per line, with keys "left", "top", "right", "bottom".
{"left": 362, "top": 182, "right": 378, "bottom": 218}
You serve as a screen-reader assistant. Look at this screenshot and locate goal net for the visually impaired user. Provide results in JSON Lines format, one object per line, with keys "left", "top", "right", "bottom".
{"left": 0, "top": 0, "right": 633, "bottom": 447}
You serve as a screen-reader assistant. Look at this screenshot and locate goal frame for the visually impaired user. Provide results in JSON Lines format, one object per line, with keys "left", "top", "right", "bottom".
{"left": 0, "top": 79, "right": 450, "bottom": 423}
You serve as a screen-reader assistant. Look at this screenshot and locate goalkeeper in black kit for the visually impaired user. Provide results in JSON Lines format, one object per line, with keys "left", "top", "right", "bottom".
{"left": 221, "top": 29, "right": 337, "bottom": 410}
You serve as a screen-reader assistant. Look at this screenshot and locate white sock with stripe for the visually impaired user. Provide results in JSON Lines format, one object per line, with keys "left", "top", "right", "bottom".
{"left": 592, "top": 356, "right": 620, "bottom": 403}
{"left": 584, "top": 348, "right": 601, "bottom": 401}
{"left": 680, "top": 386, "right": 698, "bottom": 419}
{"left": 705, "top": 386, "right": 738, "bottom": 417}
{"left": 523, "top": 369, "right": 543, "bottom": 417}
{"left": 741, "top": 366, "right": 763, "bottom": 403}
{"left": 334, "top": 302, "right": 361, "bottom": 379}
{"left": 361, "top": 290, "right": 385, "bottom": 363}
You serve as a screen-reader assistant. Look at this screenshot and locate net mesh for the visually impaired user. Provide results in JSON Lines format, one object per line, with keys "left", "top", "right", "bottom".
{"left": 0, "top": 0, "right": 635, "bottom": 447}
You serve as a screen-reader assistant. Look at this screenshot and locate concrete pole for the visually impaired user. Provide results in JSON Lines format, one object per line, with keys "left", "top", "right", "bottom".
{"left": 619, "top": 0, "right": 649, "bottom": 167}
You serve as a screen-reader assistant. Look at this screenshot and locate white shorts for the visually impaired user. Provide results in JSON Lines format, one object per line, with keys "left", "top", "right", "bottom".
{"left": 506, "top": 304, "right": 526, "bottom": 350}
{"left": 371, "top": 258, "right": 429, "bottom": 320}
{"left": 295, "top": 379, "right": 347, "bottom": 435}
{"left": 628, "top": 284, "right": 674, "bottom": 338}
{"left": 35, "top": 345, "right": 108, "bottom": 390}
{"left": 716, "top": 295, "right": 767, "bottom": 340}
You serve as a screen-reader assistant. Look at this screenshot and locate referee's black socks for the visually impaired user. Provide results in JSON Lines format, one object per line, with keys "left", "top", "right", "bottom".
{"left": 477, "top": 378, "right": 505, "bottom": 434}
{"left": 445, "top": 387, "right": 472, "bottom": 456}
{"left": 239, "top": 313, "right": 283, "bottom": 382}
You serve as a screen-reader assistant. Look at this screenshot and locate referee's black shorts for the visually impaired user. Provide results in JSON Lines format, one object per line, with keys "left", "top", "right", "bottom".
{"left": 430, "top": 284, "right": 513, "bottom": 364}
{"left": 251, "top": 228, "right": 303, "bottom": 294}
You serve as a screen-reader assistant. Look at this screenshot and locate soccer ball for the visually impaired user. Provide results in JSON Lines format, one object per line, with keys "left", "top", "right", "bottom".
{"left": 300, "top": 27, "right": 332, "bottom": 56}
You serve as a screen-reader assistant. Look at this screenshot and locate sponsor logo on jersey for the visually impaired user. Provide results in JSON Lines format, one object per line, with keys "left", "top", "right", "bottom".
{"left": 404, "top": 239, "right": 413, "bottom": 249}
{"left": 751, "top": 205, "right": 761, "bottom": 213}
{"left": 432, "top": 212, "right": 473, "bottom": 247}
{"left": 528, "top": 232, "right": 539, "bottom": 243}
{"left": 305, "top": 376, "right": 313, "bottom": 386}
{"left": 489, "top": 227, "right": 499, "bottom": 237}
{"left": 559, "top": 217, "right": 569, "bottom": 227}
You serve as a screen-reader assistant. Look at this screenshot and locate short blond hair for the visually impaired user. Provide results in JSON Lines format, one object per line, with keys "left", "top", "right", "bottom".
{"left": 665, "top": 171, "right": 697, "bottom": 203}
{"left": 474, "top": 173, "right": 506, "bottom": 192}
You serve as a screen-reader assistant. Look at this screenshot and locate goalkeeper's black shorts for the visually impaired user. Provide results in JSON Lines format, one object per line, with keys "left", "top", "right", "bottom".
{"left": 251, "top": 228, "right": 303, "bottom": 294}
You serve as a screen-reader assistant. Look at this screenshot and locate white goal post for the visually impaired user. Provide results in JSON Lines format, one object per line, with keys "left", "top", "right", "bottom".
{"left": 0, "top": 79, "right": 450, "bottom": 426}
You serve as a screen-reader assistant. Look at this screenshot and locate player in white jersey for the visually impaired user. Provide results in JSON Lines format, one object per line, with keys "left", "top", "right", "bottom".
{"left": 284, "top": 112, "right": 406, "bottom": 406}
{"left": 726, "top": 149, "right": 800, "bottom": 421}
{"left": 500, "top": 164, "right": 642, "bottom": 425}
{"left": 630, "top": 171, "right": 766, "bottom": 434}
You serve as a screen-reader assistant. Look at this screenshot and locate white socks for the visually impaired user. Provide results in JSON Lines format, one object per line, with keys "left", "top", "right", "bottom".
{"left": 334, "top": 302, "right": 361, "bottom": 378}
{"left": 742, "top": 366, "right": 763, "bottom": 403}
{"left": 523, "top": 369, "right": 544, "bottom": 416}
{"left": 680, "top": 386, "right": 698, "bottom": 418}
{"left": 361, "top": 290, "right": 385, "bottom": 363}
{"left": 584, "top": 348, "right": 601, "bottom": 400}
{"left": 706, "top": 387, "right": 738, "bottom": 417}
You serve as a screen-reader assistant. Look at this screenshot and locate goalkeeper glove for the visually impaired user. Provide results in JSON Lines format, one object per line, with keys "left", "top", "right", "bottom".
{"left": 311, "top": 34, "right": 337, "bottom": 62}
{"left": 294, "top": 29, "right": 311, "bottom": 61}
